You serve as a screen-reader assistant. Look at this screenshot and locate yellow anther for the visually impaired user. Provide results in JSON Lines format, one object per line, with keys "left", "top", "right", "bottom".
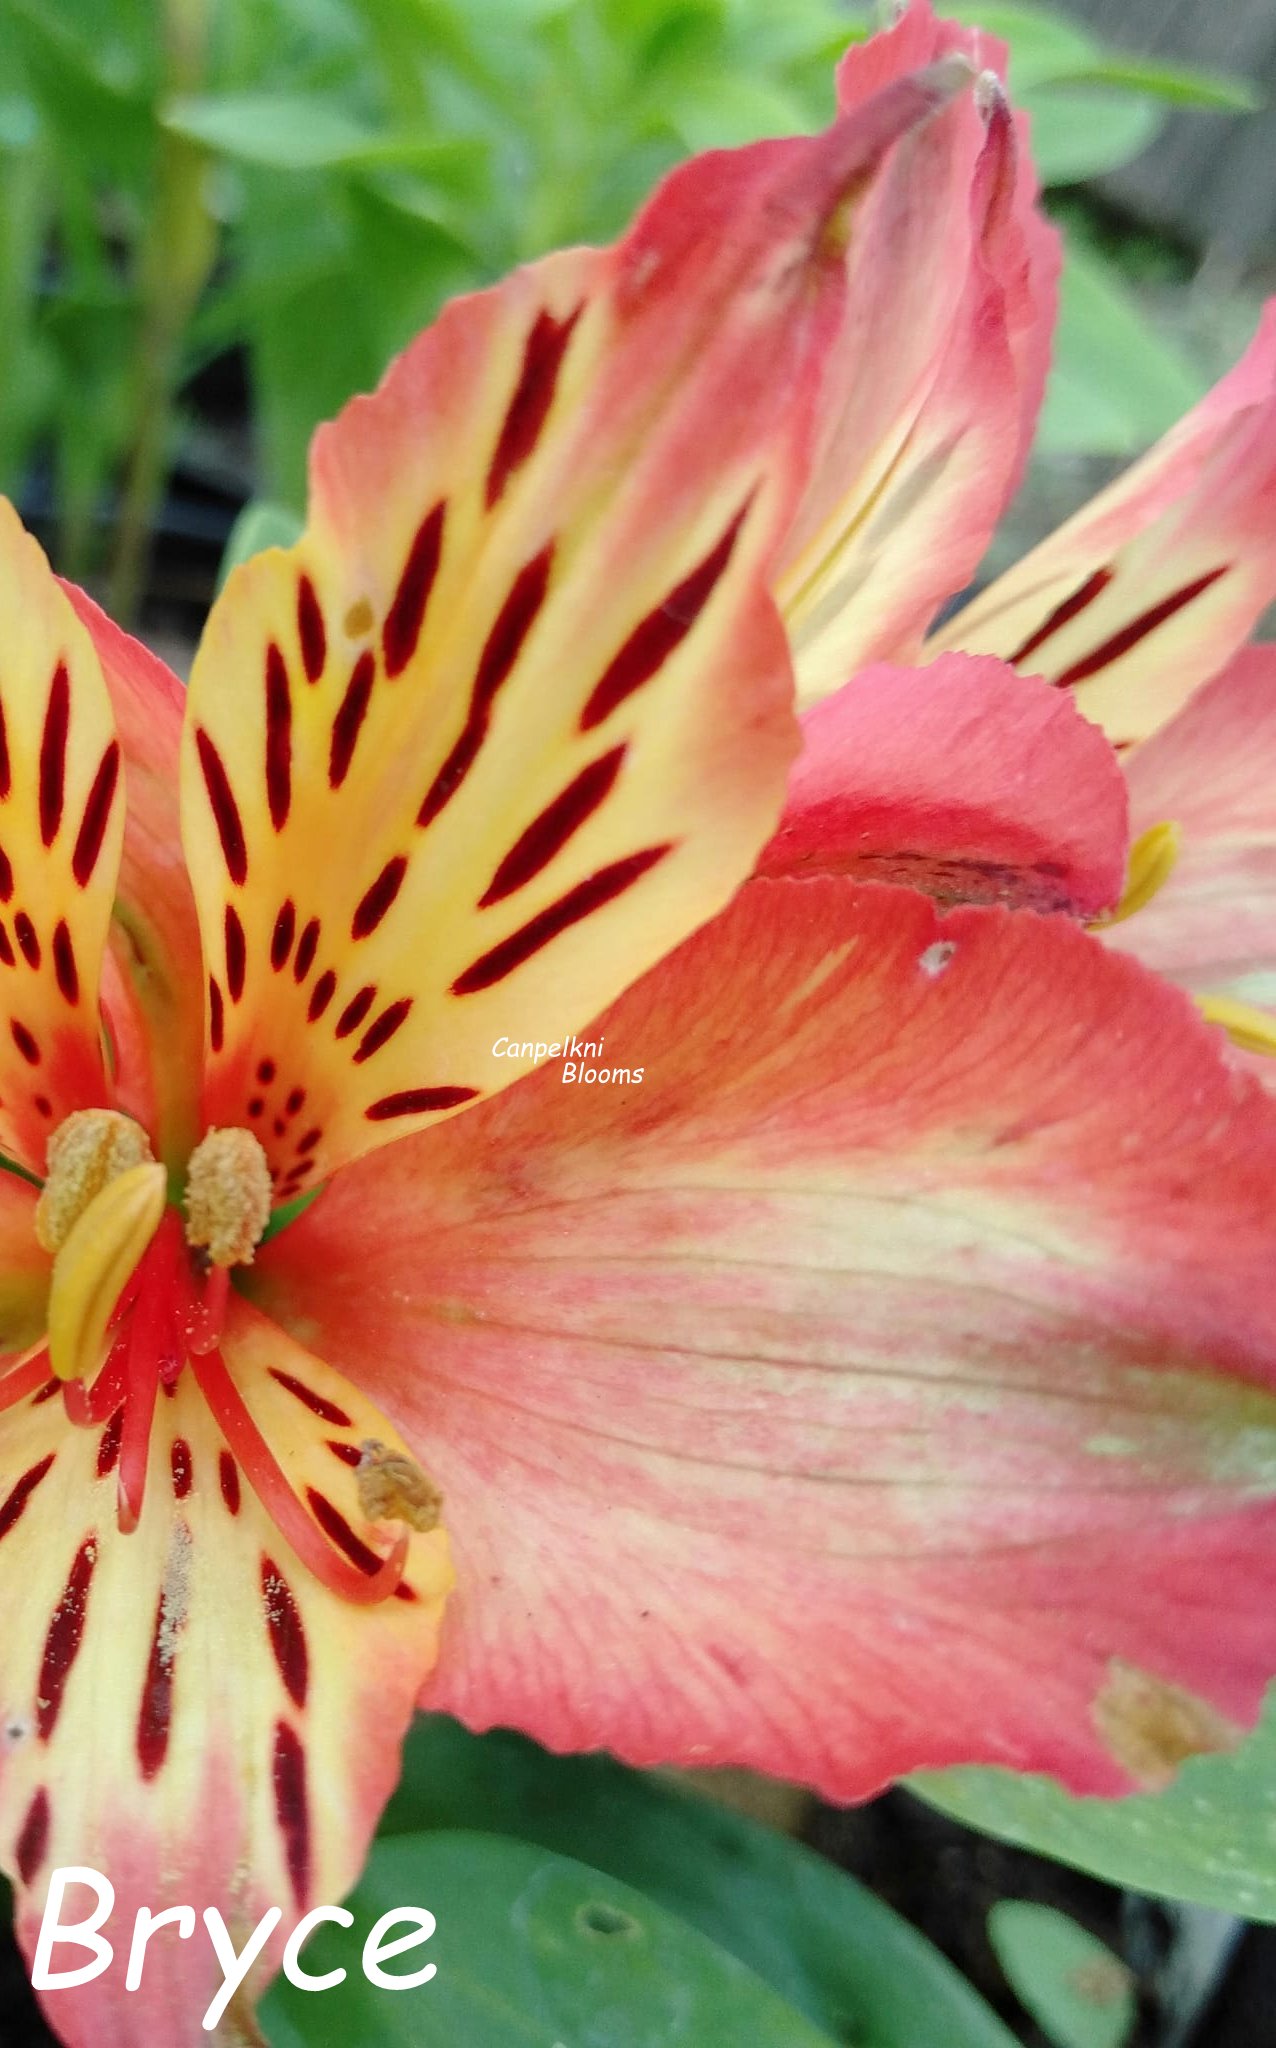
{"left": 35, "top": 1109, "right": 154, "bottom": 1255}
{"left": 184, "top": 1127, "right": 273, "bottom": 1268}
{"left": 1196, "top": 993, "right": 1276, "bottom": 1059}
{"left": 47, "top": 1161, "right": 167, "bottom": 1381}
{"left": 1095, "top": 821, "right": 1181, "bottom": 928}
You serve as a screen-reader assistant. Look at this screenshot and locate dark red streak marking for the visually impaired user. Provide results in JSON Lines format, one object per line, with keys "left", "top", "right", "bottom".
{"left": 171, "top": 1438, "right": 193, "bottom": 1500}
{"left": 1008, "top": 567, "right": 1114, "bottom": 666}
{"left": 220, "top": 1451, "right": 241, "bottom": 1515}
{"left": 480, "top": 744, "right": 625, "bottom": 907}
{"left": 307, "top": 969, "right": 336, "bottom": 1021}
{"left": 265, "top": 644, "right": 293, "bottom": 831}
{"left": 0, "top": 846, "right": 11, "bottom": 901}
{"left": 383, "top": 501, "right": 446, "bottom": 679}
{"left": 96, "top": 1410, "right": 123, "bottom": 1477}
{"left": 258, "top": 1058, "right": 276, "bottom": 1083}
{"left": 418, "top": 545, "right": 554, "bottom": 826}
{"left": 329, "top": 652, "right": 375, "bottom": 789}
{"left": 208, "top": 977, "right": 225, "bottom": 1053}
{"left": 15, "top": 1789, "right": 49, "bottom": 1883}
{"left": 353, "top": 998, "right": 412, "bottom": 1064}
{"left": 1054, "top": 568, "right": 1230, "bottom": 689}
{"left": 0, "top": 1454, "right": 55, "bottom": 1539}
{"left": 248, "top": 1097, "right": 264, "bottom": 1118}
{"left": 224, "top": 904, "right": 247, "bottom": 1004}
{"left": 262, "top": 1558, "right": 308, "bottom": 1709}
{"left": 305, "top": 1489, "right": 384, "bottom": 1576}
{"left": 39, "top": 665, "right": 70, "bottom": 846}
{"left": 326, "top": 1439, "right": 362, "bottom": 1468}
{"left": 0, "top": 924, "right": 12, "bottom": 968}
{"left": 137, "top": 1590, "right": 175, "bottom": 1780}
{"left": 52, "top": 921, "right": 78, "bottom": 1005}
{"left": 269, "top": 1368, "right": 352, "bottom": 1427}
{"left": 297, "top": 576, "right": 327, "bottom": 682}
{"left": 293, "top": 919, "right": 320, "bottom": 982}
{"left": 11, "top": 1020, "right": 40, "bottom": 1066}
{"left": 32, "top": 1380, "right": 60, "bottom": 1405}
{"left": 485, "top": 305, "right": 583, "bottom": 508}
{"left": 286, "top": 1087, "right": 306, "bottom": 1114}
{"left": 351, "top": 856, "right": 407, "bottom": 940}
{"left": 195, "top": 729, "right": 248, "bottom": 886}
{"left": 271, "top": 900, "right": 296, "bottom": 972}
{"left": 366, "top": 1086, "right": 477, "bottom": 1121}
{"left": 335, "top": 985, "right": 376, "bottom": 1039}
{"left": 0, "top": 699, "right": 10, "bottom": 798}
{"left": 273, "top": 1720, "right": 311, "bottom": 1904}
{"left": 580, "top": 508, "right": 746, "bottom": 731}
{"left": 37, "top": 1538, "right": 97, "bottom": 1738}
{"left": 72, "top": 742, "right": 121, "bottom": 887}
{"left": 34, "top": 1093, "right": 51, "bottom": 1119}
{"left": 454, "top": 844, "right": 672, "bottom": 995}
{"left": 14, "top": 913, "right": 39, "bottom": 969}
{"left": 297, "top": 1127, "right": 322, "bottom": 1153}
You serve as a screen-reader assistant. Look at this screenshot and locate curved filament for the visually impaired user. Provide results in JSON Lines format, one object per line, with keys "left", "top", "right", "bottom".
{"left": 189, "top": 1346, "right": 408, "bottom": 1604}
{"left": 0, "top": 1347, "right": 54, "bottom": 1413}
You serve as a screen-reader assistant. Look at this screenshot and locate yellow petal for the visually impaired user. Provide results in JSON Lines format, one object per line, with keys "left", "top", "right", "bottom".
{"left": 0, "top": 503, "right": 126, "bottom": 1171}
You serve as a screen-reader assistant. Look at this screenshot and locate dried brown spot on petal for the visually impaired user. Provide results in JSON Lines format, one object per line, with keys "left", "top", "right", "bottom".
{"left": 357, "top": 1439, "right": 443, "bottom": 1533}
{"left": 1094, "top": 1658, "right": 1242, "bottom": 1790}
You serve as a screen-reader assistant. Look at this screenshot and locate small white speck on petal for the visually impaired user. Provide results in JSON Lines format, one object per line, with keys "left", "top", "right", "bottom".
{"left": 919, "top": 941, "right": 957, "bottom": 978}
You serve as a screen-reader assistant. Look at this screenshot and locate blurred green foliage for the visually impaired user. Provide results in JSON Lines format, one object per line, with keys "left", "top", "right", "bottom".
{"left": 0, "top": 0, "right": 1259, "bottom": 614}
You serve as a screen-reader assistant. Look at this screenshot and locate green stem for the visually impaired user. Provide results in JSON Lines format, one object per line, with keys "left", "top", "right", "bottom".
{"left": 106, "top": 0, "right": 217, "bottom": 625}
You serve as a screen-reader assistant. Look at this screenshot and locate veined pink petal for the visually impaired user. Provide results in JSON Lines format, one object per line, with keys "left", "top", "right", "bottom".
{"left": 777, "top": 2, "right": 1059, "bottom": 704}
{"left": 934, "top": 303, "right": 1276, "bottom": 746}
{"left": 60, "top": 587, "right": 203, "bottom": 1165}
{"left": 255, "top": 878, "right": 1276, "bottom": 1802}
{"left": 0, "top": 1299, "right": 450, "bottom": 2048}
{"left": 1105, "top": 645, "right": 1276, "bottom": 992}
{"left": 179, "top": 61, "right": 971, "bottom": 1191}
{"left": 759, "top": 653, "right": 1127, "bottom": 916}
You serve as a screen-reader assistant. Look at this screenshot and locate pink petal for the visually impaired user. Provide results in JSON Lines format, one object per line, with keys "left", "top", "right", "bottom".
{"left": 777, "top": 2, "right": 1058, "bottom": 703}
{"left": 1105, "top": 644, "right": 1276, "bottom": 993}
{"left": 256, "top": 877, "right": 1276, "bottom": 1802}
{"left": 180, "top": 61, "right": 970, "bottom": 1186}
{"left": 935, "top": 304, "right": 1276, "bottom": 746}
{"left": 758, "top": 653, "right": 1127, "bottom": 915}
{"left": 60, "top": 587, "right": 204, "bottom": 1159}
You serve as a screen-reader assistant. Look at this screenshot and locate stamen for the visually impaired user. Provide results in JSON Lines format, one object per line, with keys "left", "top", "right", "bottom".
{"left": 189, "top": 1348, "right": 409, "bottom": 1604}
{"left": 1092, "top": 820, "right": 1180, "bottom": 928}
{"left": 0, "top": 1347, "right": 53, "bottom": 1414}
{"left": 46, "top": 1160, "right": 167, "bottom": 1381}
{"left": 61, "top": 1336, "right": 128, "bottom": 1428}
{"left": 1197, "top": 994, "right": 1276, "bottom": 1059}
{"left": 35, "top": 1109, "right": 154, "bottom": 1254}
{"left": 184, "top": 1127, "right": 272, "bottom": 1267}
{"left": 116, "top": 1216, "right": 184, "bottom": 1533}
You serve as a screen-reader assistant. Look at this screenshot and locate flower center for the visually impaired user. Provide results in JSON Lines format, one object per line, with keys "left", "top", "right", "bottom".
{"left": 4, "top": 1111, "right": 413, "bottom": 1601}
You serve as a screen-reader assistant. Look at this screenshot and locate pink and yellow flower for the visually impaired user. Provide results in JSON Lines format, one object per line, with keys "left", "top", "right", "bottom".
{"left": 0, "top": 5, "right": 1274, "bottom": 2040}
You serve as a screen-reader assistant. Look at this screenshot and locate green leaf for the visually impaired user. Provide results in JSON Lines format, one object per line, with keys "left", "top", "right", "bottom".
{"left": 1037, "top": 234, "right": 1205, "bottom": 455}
{"left": 988, "top": 1902, "right": 1136, "bottom": 2048}
{"left": 1021, "top": 87, "right": 1162, "bottom": 184}
{"left": 261, "top": 1831, "right": 841, "bottom": 2048}
{"left": 914, "top": 1684, "right": 1276, "bottom": 1921}
{"left": 216, "top": 499, "right": 304, "bottom": 588}
{"left": 374, "top": 1718, "right": 1019, "bottom": 2048}
{"left": 165, "top": 92, "right": 484, "bottom": 179}
{"left": 1048, "top": 57, "right": 1262, "bottom": 113}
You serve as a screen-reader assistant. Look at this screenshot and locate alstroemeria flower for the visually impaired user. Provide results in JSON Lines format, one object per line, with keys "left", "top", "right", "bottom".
{"left": 1, "top": 13, "right": 1276, "bottom": 2047}
{"left": 773, "top": 0, "right": 1276, "bottom": 1052}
